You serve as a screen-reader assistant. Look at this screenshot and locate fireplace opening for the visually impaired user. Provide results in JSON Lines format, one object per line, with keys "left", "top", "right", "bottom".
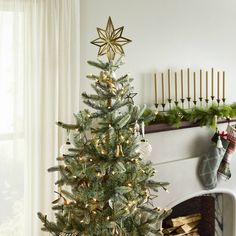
{"left": 162, "top": 194, "right": 224, "bottom": 236}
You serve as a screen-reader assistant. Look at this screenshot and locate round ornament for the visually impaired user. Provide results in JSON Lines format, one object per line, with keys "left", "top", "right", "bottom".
{"left": 60, "top": 140, "right": 74, "bottom": 156}
{"left": 136, "top": 139, "right": 152, "bottom": 159}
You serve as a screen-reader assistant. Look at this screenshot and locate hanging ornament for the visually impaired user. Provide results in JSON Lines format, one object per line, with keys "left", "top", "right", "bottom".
{"left": 115, "top": 144, "right": 124, "bottom": 157}
{"left": 115, "top": 144, "right": 120, "bottom": 157}
{"left": 60, "top": 139, "right": 74, "bottom": 156}
{"left": 136, "top": 139, "right": 152, "bottom": 159}
{"left": 59, "top": 231, "right": 78, "bottom": 236}
{"left": 60, "top": 130, "right": 75, "bottom": 156}
{"left": 216, "top": 133, "right": 223, "bottom": 148}
{"left": 52, "top": 191, "right": 68, "bottom": 206}
{"left": 134, "top": 121, "right": 140, "bottom": 137}
{"left": 120, "top": 144, "right": 124, "bottom": 157}
{"left": 136, "top": 121, "right": 152, "bottom": 159}
{"left": 108, "top": 198, "right": 114, "bottom": 209}
{"left": 125, "top": 92, "right": 138, "bottom": 105}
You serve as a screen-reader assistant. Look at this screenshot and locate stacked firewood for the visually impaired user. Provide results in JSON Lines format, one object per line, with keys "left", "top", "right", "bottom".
{"left": 163, "top": 213, "right": 202, "bottom": 236}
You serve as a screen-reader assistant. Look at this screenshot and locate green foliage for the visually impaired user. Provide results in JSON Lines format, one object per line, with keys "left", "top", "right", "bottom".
{"left": 38, "top": 57, "right": 170, "bottom": 236}
{"left": 144, "top": 103, "right": 236, "bottom": 129}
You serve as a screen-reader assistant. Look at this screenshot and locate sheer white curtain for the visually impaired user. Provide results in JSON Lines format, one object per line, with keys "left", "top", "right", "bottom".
{"left": 0, "top": 1, "right": 80, "bottom": 235}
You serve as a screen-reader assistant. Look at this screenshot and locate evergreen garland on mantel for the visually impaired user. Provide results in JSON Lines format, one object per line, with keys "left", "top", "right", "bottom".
{"left": 143, "top": 103, "right": 236, "bottom": 129}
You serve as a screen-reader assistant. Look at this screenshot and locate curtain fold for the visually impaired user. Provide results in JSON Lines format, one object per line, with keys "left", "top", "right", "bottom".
{"left": 24, "top": 1, "right": 80, "bottom": 235}
{"left": 0, "top": 0, "right": 80, "bottom": 235}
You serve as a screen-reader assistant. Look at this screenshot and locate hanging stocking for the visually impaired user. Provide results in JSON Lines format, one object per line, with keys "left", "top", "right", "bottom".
{"left": 198, "top": 133, "right": 229, "bottom": 189}
{"left": 218, "top": 124, "right": 236, "bottom": 180}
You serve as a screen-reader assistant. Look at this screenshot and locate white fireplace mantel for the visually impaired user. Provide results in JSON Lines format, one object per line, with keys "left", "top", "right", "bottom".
{"left": 146, "top": 122, "right": 236, "bottom": 236}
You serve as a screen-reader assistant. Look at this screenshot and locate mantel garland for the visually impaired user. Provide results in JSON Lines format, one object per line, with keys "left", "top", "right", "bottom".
{"left": 143, "top": 103, "right": 236, "bottom": 129}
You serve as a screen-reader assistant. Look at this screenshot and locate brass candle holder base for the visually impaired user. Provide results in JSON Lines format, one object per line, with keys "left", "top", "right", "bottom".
{"left": 161, "top": 103, "right": 166, "bottom": 112}
{"left": 154, "top": 103, "right": 159, "bottom": 115}
{"left": 205, "top": 98, "right": 209, "bottom": 107}
{"left": 222, "top": 98, "right": 226, "bottom": 104}
{"left": 187, "top": 97, "right": 191, "bottom": 109}
{"left": 174, "top": 101, "right": 178, "bottom": 107}
{"left": 211, "top": 96, "right": 215, "bottom": 102}
{"left": 199, "top": 97, "right": 203, "bottom": 106}
{"left": 167, "top": 99, "right": 172, "bottom": 110}
{"left": 193, "top": 100, "right": 197, "bottom": 106}
{"left": 216, "top": 99, "right": 221, "bottom": 106}
{"left": 180, "top": 98, "right": 185, "bottom": 109}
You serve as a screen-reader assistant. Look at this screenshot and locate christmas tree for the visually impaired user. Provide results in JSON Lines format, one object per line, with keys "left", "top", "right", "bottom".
{"left": 38, "top": 17, "right": 170, "bottom": 236}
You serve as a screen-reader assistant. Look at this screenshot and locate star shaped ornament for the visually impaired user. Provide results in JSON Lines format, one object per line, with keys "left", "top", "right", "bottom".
{"left": 91, "top": 17, "right": 132, "bottom": 62}
{"left": 126, "top": 92, "right": 138, "bottom": 104}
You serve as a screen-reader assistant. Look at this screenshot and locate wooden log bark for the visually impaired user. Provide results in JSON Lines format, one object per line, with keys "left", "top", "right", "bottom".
{"left": 176, "top": 221, "right": 200, "bottom": 233}
{"left": 167, "top": 213, "right": 202, "bottom": 227}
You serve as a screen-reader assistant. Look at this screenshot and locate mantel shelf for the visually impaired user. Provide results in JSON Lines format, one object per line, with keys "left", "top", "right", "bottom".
{"left": 145, "top": 119, "right": 236, "bottom": 134}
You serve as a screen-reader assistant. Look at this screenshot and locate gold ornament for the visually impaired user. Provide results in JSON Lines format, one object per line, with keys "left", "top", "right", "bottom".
{"left": 115, "top": 144, "right": 124, "bottom": 157}
{"left": 115, "top": 144, "right": 120, "bottom": 157}
{"left": 91, "top": 16, "right": 131, "bottom": 62}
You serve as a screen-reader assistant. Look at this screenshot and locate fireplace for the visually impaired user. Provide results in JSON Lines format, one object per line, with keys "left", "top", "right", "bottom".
{"left": 162, "top": 194, "right": 221, "bottom": 236}
{"left": 146, "top": 124, "right": 236, "bottom": 236}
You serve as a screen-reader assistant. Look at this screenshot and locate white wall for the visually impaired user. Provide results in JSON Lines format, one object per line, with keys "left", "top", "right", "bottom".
{"left": 80, "top": 0, "right": 236, "bottom": 108}
{"left": 80, "top": 3, "right": 236, "bottom": 231}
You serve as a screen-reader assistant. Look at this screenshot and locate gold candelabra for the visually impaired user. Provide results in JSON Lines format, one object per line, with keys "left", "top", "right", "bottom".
{"left": 153, "top": 68, "right": 226, "bottom": 112}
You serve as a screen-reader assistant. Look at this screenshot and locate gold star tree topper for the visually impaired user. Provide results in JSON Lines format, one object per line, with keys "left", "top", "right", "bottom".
{"left": 91, "top": 17, "right": 132, "bottom": 62}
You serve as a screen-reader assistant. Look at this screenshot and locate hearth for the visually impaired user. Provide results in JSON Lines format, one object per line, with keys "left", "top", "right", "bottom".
{"left": 162, "top": 194, "right": 222, "bottom": 236}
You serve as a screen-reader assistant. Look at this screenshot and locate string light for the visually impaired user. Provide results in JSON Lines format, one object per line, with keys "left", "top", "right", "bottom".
{"left": 111, "top": 171, "right": 115, "bottom": 175}
{"left": 89, "top": 159, "right": 93, "bottom": 162}
{"left": 127, "top": 183, "right": 132, "bottom": 187}
{"left": 106, "top": 216, "right": 110, "bottom": 220}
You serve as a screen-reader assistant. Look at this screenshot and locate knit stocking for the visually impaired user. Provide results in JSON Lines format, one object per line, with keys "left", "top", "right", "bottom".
{"left": 198, "top": 133, "right": 229, "bottom": 189}
{"left": 218, "top": 125, "right": 236, "bottom": 180}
